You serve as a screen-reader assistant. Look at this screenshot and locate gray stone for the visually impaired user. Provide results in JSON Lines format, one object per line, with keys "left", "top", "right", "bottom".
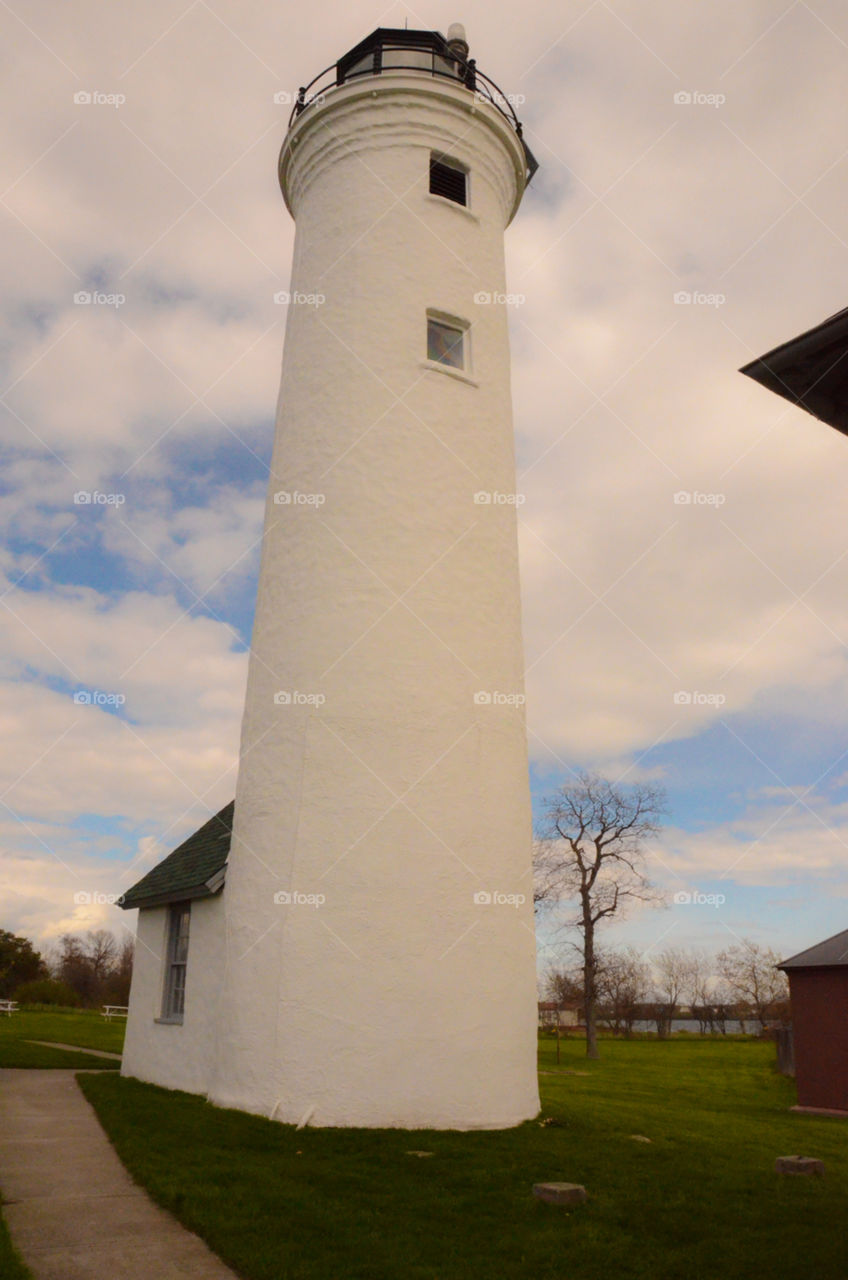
{"left": 532, "top": 1181, "right": 588, "bottom": 1205}
{"left": 630, "top": 1134, "right": 652, "bottom": 1143}
{"left": 774, "top": 1155, "right": 825, "bottom": 1176}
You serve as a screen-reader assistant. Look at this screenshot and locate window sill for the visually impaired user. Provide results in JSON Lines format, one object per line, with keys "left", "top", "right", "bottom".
{"left": 419, "top": 360, "right": 479, "bottom": 387}
{"left": 154, "top": 1016, "right": 184, "bottom": 1026}
{"left": 424, "top": 193, "right": 480, "bottom": 223}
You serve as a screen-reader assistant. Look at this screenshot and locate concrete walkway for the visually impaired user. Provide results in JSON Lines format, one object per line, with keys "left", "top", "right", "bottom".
{"left": 0, "top": 1070, "right": 238, "bottom": 1280}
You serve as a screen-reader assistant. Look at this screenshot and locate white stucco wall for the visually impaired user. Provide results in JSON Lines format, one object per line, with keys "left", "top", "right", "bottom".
{"left": 207, "top": 71, "right": 540, "bottom": 1129}
{"left": 121, "top": 894, "right": 224, "bottom": 1095}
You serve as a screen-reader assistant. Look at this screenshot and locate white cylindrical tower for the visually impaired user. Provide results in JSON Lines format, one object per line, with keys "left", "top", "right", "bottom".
{"left": 209, "top": 25, "right": 540, "bottom": 1129}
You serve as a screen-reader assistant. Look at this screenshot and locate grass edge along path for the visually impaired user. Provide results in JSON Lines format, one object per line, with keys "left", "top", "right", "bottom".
{"left": 77, "top": 1038, "right": 848, "bottom": 1280}
{"left": 0, "top": 1009, "right": 124, "bottom": 1069}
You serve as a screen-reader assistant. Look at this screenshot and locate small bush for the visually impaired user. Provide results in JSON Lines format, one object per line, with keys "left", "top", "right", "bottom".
{"left": 14, "top": 978, "right": 81, "bottom": 1007}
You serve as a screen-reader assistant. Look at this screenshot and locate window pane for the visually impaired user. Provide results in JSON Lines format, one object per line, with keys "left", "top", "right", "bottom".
{"left": 170, "top": 964, "right": 186, "bottom": 1018}
{"left": 343, "top": 53, "right": 376, "bottom": 79}
{"left": 427, "top": 318, "right": 464, "bottom": 368}
{"left": 173, "top": 906, "right": 190, "bottom": 963}
{"left": 163, "top": 902, "right": 191, "bottom": 1020}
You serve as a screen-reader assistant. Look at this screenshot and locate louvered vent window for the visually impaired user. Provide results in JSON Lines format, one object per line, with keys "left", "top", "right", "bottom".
{"left": 430, "top": 155, "right": 467, "bottom": 206}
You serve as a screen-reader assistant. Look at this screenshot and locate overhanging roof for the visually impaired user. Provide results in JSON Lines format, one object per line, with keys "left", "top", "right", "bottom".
{"left": 740, "top": 306, "right": 848, "bottom": 435}
{"left": 119, "top": 801, "right": 233, "bottom": 910}
{"left": 778, "top": 927, "right": 848, "bottom": 971}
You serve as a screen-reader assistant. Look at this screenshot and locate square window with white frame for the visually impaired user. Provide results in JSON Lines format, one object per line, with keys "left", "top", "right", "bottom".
{"left": 427, "top": 315, "right": 467, "bottom": 370}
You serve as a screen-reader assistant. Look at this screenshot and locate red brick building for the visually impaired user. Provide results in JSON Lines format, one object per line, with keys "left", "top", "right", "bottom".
{"left": 779, "top": 929, "right": 848, "bottom": 1115}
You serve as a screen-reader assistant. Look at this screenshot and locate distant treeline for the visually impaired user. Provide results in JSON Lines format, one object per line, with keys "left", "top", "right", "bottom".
{"left": 543, "top": 940, "right": 790, "bottom": 1037}
{"left": 0, "top": 927, "right": 133, "bottom": 1008}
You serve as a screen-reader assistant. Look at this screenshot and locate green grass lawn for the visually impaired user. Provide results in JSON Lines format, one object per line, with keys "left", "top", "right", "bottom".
{"left": 0, "top": 1009, "right": 124, "bottom": 1068}
{"left": 77, "top": 1036, "right": 848, "bottom": 1280}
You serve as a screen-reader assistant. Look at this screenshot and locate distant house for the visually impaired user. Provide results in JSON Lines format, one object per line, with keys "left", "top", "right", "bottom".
{"left": 537, "top": 1001, "right": 580, "bottom": 1028}
{"left": 778, "top": 928, "right": 848, "bottom": 1115}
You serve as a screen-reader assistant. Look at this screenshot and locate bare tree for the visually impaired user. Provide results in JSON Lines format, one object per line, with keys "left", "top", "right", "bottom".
{"left": 86, "top": 930, "right": 117, "bottom": 982}
{"left": 535, "top": 772, "right": 666, "bottom": 1058}
{"left": 102, "top": 933, "right": 134, "bottom": 1006}
{"left": 710, "top": 980, "right": 738, "bottom": 1034}
{"left": 53, "top": 930, "right": 125, "bottom": 1007}
{"left": 652, "top": 947, "right": 692, "bottom": 1038}
{"left": 543, "top": 964, "right": 583, "bottom": 1009}
{"left": 716, "top": 940, "right": 789, "bottom": 1030}
{"left": 685, "top": 949, "right": 715, "bottom": 1033}
{"left": 596, "top": 946, "right": 649, "bottom": 1037}
{"left": 55, "top": 934, "right": 96, "bottom": 1004}
{"left": 541, "top": 963, "right": 584, "bottom": 1064}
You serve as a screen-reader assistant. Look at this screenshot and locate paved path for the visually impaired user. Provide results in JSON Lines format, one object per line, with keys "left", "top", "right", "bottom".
{"left": 24, "top": 1041, "right": 122, "bottom": 1061}
{"left": 0, "top": 1069, "right": 238, "bottom": 1280}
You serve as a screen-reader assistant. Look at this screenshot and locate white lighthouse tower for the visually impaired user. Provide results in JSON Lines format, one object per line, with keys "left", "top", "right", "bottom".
{"left": 206, "top": 24, "right": 540, "bottom": 1129}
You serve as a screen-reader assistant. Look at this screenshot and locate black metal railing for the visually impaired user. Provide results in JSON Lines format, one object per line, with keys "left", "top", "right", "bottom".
{"left": 287, "top": 35, "right": 538, "bottom": 185}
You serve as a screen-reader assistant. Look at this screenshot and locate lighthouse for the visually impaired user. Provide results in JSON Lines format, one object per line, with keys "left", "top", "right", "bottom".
{"left": 120, "top": 24, "right": 540, "bottom": 1130}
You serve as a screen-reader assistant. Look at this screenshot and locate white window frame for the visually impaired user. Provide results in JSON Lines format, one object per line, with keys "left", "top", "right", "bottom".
{"left": 160, "top": 901, "right": 191, "bottom": 1024}
{"left": 426, "top": 310, "right": 471, "bottom": 374}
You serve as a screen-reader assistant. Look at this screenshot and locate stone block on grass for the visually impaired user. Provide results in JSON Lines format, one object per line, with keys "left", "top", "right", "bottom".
{"left": 532, "top": 1182, "right": 588, "bottom": 1205}
{"left": 774, "top": 1155, "right": 824, "bottom": 1176}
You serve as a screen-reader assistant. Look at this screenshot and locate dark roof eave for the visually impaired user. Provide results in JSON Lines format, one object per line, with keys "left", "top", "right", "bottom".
{"left": 119, "top": 872, "right": 226, "bottom": 912}
{"left": 117, "top": 800, "right": 234, "bottom": 910}
{"left": 740, "top": 305, "right": 848, "bottom": 435}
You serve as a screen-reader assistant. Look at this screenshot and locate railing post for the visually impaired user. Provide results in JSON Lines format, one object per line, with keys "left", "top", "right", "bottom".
{"left": 465, "top": 57, "right": 477, "bottom": 92}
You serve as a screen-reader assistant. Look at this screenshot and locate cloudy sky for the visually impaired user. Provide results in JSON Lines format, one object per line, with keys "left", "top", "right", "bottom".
{"left": 2, "top": 0, "right": 848, "bottom": 970}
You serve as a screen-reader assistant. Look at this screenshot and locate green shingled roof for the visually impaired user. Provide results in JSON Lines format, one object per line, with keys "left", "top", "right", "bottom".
{"left": 119, "top": 801, "right": 233, "bottom": 910}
